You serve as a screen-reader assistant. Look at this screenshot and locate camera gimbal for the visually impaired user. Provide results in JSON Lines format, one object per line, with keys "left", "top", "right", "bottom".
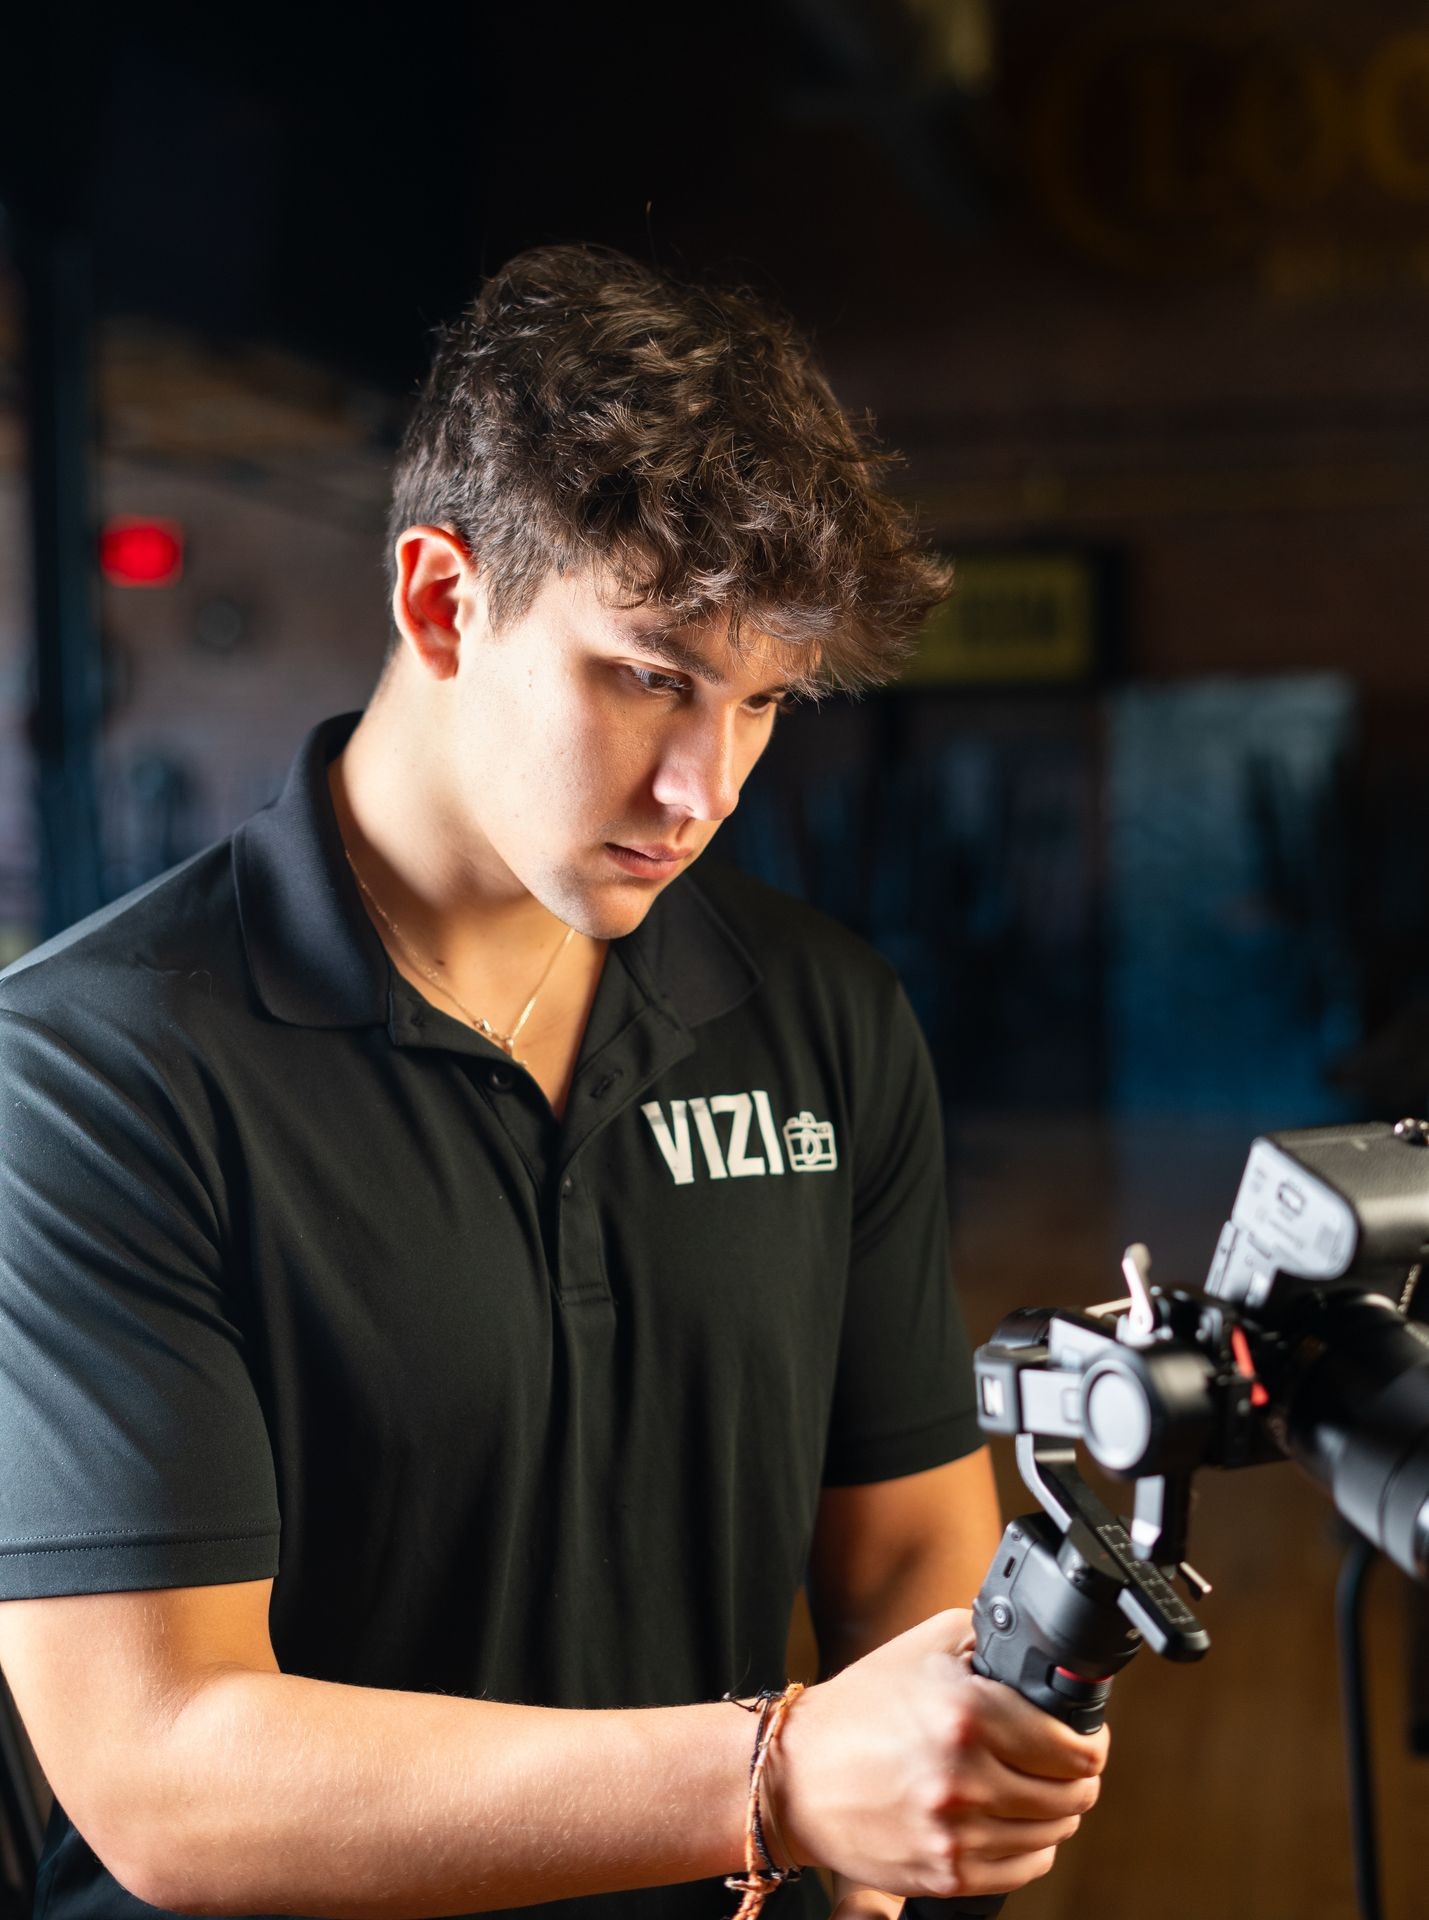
{"left": 904, "top": 1120, "right": 1429, "bottom": 1920}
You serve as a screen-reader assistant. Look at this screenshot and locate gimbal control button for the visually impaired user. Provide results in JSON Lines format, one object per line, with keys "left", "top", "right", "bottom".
{"left": 989, "top": 1599, "right": 1015, "bottom": 1632}
{"left": 1048, "top": 1665, "right": 1109, "bottom": 1703}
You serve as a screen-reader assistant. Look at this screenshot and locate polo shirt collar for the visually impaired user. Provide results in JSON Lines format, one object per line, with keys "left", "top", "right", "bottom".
{"left": 618, "top": 858, "right": 761, "bottom": 1031}
{"left": 233, "top": 714, "right": 387, "bottom": 1028}
{"left": 232, "top": 712, "right": 761, "bottom": 1035}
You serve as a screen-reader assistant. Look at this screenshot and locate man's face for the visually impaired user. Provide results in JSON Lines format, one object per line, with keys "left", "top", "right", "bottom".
{"left": 438, "top": 566, "right": 797, "bottom": 939}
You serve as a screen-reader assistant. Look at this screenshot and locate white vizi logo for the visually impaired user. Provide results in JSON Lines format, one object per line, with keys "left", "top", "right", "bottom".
{"left": 640, "top": 1093, "right": 838, "bottom": 1185}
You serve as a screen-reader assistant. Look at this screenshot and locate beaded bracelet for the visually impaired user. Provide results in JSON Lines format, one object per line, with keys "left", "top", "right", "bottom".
{"left": 722, "top": 1683, "right": 806, "bottom": 1918}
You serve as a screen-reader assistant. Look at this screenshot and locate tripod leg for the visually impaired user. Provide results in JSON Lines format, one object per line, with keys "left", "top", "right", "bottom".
{"left": 1405, "top": 1564, "right": 1429, "bottom": 1755}
{"left": 1336, "top": 1537, "right": 1382, "bottom": 1920}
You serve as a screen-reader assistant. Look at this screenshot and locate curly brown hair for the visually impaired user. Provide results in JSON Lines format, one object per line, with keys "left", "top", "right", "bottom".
{"left": 386, "top": 245, "right": 950, "bottom": 693}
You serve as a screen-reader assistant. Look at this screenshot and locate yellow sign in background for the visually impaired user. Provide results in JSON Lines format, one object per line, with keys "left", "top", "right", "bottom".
{"left": 904, "top": 551, "right": 1098, "bottom": 686}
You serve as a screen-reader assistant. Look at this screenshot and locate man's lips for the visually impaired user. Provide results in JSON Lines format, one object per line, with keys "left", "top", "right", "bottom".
{"left": 603, "top": 841, "right": 693, "bottom": 876}
{"left": 615, "top": 841, "right": 687, "bottom": 861}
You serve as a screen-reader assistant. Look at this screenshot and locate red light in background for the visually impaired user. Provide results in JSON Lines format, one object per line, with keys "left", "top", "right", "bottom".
{"left": 100, "top": 518, "right": 185, "bottom": 587}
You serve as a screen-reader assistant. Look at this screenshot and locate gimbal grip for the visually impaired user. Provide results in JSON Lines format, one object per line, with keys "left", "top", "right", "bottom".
{"left": 898, "top": 1512, "right": 1120, "bottom": 1920}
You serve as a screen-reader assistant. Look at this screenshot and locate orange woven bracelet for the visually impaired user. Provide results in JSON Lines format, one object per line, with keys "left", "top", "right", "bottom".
{"left": 724, "top": 1681, "right": 806, "bottom": 1920}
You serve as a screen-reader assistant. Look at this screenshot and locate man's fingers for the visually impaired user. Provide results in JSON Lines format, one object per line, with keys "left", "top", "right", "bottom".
{"left": 953, "top": 1751, "right": 1101, "bottom": 1822}
{"left": 971, "top": 1810, "right": 1088, "bottom": 1859}
{"left": 958, "top": 1673, "right": 1110, "bottom": 1780}
{"left": 945, "top": 1843, "right": 1061, "bottom": 1899}
{"left": 1001, "top": 1844, "right": 1060, "bottom": 1890}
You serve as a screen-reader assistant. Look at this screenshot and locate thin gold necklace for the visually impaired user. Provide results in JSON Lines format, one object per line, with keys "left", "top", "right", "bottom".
{"left": 344, "top": 848, "right": 576, "bottom": 1059}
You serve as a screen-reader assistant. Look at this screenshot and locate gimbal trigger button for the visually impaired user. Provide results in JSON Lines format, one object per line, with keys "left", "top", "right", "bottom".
{"left": 1048, "top": 1665, "right": 1111, "bottom": 1703}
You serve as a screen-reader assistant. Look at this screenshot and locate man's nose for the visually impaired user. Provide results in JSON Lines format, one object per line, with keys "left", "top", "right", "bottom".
{"left": 650, "top": 712, "right": 743, "bottom": 823}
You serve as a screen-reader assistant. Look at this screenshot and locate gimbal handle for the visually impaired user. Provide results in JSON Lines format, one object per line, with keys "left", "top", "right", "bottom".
{"left": 898, "top": 1511, "right": 1131, "bottom": 1919}
{"left": 900, "top": 1450, "right": 1208, "bottom": 1919}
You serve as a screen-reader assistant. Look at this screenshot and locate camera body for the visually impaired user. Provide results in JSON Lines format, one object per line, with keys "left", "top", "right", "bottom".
{"left": 1207, "top": 1120, "right": 1429, "bottom": 1314}
{"left": 974, "top": 1121, "right": 1429, "bottom": 1590}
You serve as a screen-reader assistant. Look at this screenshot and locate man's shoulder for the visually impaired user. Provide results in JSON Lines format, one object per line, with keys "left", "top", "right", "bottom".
{"left": 684, "top": 859, "right": 900, "bottom": 1001}
{"left": 681, "top": 863, "right": 935, "bottom": 1133}
{"left": 0, "top": 840, "right": 245, "bottom": 1043}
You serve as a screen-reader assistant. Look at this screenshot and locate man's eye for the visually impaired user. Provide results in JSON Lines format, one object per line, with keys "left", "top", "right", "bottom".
{"left": 624, "top": 666, "right": 688, "bottom": 697}
{"left": 746, "top": 692, "right": 798, "bottom": 716}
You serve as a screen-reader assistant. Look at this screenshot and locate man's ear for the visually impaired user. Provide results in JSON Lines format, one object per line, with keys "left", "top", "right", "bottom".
{"left": 390, "top": 525, "right": 477, "bottom": 680}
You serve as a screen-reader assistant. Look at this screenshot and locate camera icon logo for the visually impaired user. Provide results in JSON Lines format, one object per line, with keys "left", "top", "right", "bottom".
{"left": 782, "top": 1110, "right": 838, "bottom": 1173}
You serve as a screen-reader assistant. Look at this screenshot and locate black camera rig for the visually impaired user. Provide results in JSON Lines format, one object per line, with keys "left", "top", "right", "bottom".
{"left": 906, "top": 1119, "right": 1429, "bottom": 1920}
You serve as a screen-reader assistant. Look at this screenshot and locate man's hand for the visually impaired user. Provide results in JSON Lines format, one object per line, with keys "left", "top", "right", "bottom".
{"left": 767, "top": 1607, "right": 1108, "bottom": 1904}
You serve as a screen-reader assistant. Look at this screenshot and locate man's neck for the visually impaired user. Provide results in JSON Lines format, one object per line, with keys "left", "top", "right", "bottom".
{"left": 331, "top": 696, "right": 609, "bottom": 1117}
{"left": 330, "top": 696, "right": 569, "bottom": 975}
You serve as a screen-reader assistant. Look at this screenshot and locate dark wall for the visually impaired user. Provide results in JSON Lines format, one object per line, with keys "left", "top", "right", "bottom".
{"left": 7, "top": 0, "right": 1429, "bottom": 1110}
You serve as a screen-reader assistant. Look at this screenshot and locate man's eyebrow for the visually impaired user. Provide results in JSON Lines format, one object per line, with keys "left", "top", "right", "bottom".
{"left": 620, "top": 627, "right": 795, "bottom": 697}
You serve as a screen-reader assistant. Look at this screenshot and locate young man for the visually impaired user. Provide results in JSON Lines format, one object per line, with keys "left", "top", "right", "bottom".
{"left": 0, "top": 246, "right": 1106, "bottom": 1920}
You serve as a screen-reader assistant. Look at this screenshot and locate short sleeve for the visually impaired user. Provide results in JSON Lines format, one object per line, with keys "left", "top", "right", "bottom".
{"left": 0, "top": 1009, "right": 281, "bottom": 1597}
{"left": 821, "top": 979, "right": 982, "bottom": 1485}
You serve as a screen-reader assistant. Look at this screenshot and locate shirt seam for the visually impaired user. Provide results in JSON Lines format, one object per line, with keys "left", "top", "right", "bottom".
{"left": 0, "top": 1524, "right": 280, "bottom": 1556}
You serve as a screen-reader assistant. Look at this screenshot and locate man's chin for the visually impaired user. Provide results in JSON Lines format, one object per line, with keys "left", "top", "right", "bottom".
{"left": 544, "top": 872, "right": 681, "bottom": 943}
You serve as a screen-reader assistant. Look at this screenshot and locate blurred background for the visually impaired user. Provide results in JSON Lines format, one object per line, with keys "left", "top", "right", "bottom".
{"left": 4, "top": 1, "right": 1429, "bottom": 1914}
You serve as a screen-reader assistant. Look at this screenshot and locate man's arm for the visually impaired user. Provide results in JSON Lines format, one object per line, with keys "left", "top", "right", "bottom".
{"left": 0, "top": 1578, "right": 755, "bottom": 1917}
{"left": 0, "top": 1471, "right": 1102, "bottom": 1919}
{"left": 780, "top": 1448, "right": 1103, "bottom": 1918}
{"left": 807, "top": 1448, "right": 1003, "bottom": 1667}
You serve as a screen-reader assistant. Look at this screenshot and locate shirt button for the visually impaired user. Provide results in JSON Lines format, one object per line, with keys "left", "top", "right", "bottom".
{"left": 560, "top": 1175, "right": 575, "bottom": 1198}
{"left": 589, "top": 1068, "right": 623, "bottom": 1100}
{"left": 488, "top": 1065, "right": 515, "bottom": 1092}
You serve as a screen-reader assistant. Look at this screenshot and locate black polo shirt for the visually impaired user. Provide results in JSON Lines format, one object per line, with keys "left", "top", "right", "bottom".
{"left": 0, "top": 714, "right": 980, "bottom": 1920}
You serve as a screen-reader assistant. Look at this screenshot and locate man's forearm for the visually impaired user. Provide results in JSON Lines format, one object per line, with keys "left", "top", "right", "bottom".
{"left": 116, "top": 1667, "right": 752, "bottom": 1918}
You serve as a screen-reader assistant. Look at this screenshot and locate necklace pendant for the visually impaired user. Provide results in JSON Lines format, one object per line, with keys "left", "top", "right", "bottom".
{"left": 474, "top": 1016, "right": 515, "bottom": 1053}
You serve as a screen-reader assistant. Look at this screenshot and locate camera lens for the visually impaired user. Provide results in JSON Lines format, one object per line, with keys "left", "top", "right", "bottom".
{"left": 1280, "top": 1292, "right": 1429, "bottom": 1581}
